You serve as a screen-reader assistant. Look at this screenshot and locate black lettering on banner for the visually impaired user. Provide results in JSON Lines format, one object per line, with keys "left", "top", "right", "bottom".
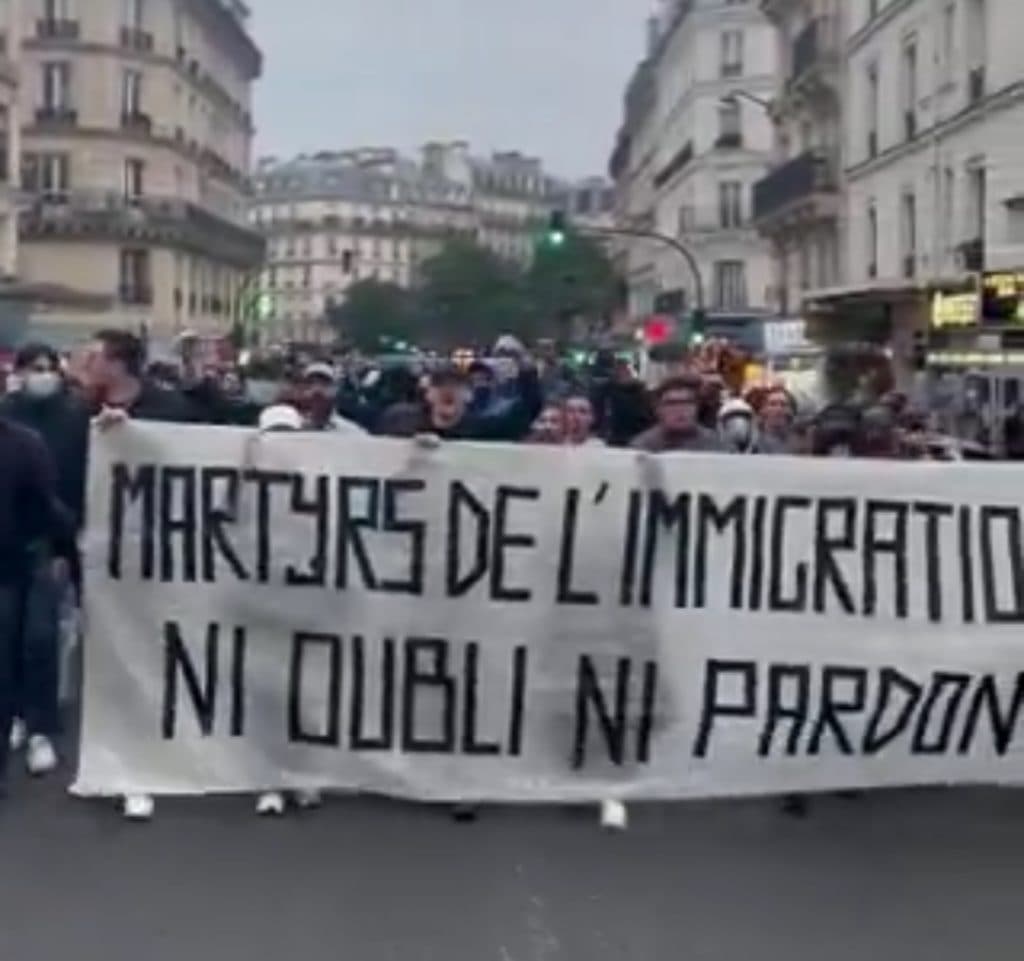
{"left": 230, "top": 626, "right": 246, "bottom": 737}
{"left": 335, "top": 478, "right": 380, "bottom": 591}
{"left": 959, "top": 506, "right": 976, "bottom": 623}
{"left": 507, "top": 646, "right": 528, "bottom": 756}
{"left": 862, "top": 500, "right": 909, "bottom": 618}
{"left": 980, "top": 506, "right": 1024, "bottom": 623}
{"left": 159, "top": 467, "right": 197, "bottom": 582}
{"left": 461, "top": 643, "right": 501, "bottom": 755}
{"left": 200, "top": 468, "right": 248, "bottom": 583}
{"left": 161, "top": 620, "right": 219, "bottom": 739}
{"left": 813, "top": 499, "right": 857, "bottom": 615}
{"left": 635, "top": 661, "right": 659, "bottom": 764}
{"left": 748, "top": 495, "right": 768, "bottom": 611}
{"left": 639, "top": 491, "right": 690, "bottom": 608}
{"left": 572, "top": 655, "right": 631, "bottom": 769}
{"left": 246, "top": 470, "right": 292, "bottom": 583}
{"left": 287, "top": 632, "right": 342, "bottom": 746}
{"left": 445, "top": 481, "right": 490, "bottom": 597}
{"left": 379, "top": 480, "right": 427, "bottom": 594}
{"left": 108, "top": 463, "right": 156, "bottom": 579}
{"left": 758, "top": 664, "right": 810, "bottom": 757}
{"left": 693, "top": 660, "right": 757, "bottom": 758}
{"left": 769, "top": 496, "right": 810, "bottom": 612}
{"left": 862, "top": 667, "right": 922, "bottom": 754}
{"left": 349, "top": 634, "right": 395, "bottom": 751}
{"left": 914, "top": 502, "right": 954, "bottom": 623}
{"left": 490, "top": 486, "right": 539, "bottom": 602}
{"left": 807, "top": 667, "right": 868, "bottom": 755}
{"left": 285, "top": 474, "right": 329, "bottom": 587}
{"left": 401, "top": 638, "right": 456, "bottom": 753}
{"left": 957, "top": 673, "right": 1024, "bottom": 755}
{"left": 557, "top": 489, "right": 598, "bottom": 605}
{"left": 910, "top": 672, "right": 972, "bottom": 754}
{"left": 618, "top": 489, "right": 643, "bottom": 607}
{"left": 694, "top": 495, "right": 746, "bottom": 610}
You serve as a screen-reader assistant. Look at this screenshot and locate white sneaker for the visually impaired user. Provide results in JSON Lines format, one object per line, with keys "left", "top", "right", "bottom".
{"left": 600, "top": 799, "right": 628, "bottom": 831}
{"left": 26, "top": 735, "right": 58, "bottom": 776}
{"left": 294, "top": 789, "right": 322, "bottom": 809}
{"left": 256, "top": 791, "right": 286, "bottom": 816}
{"left": 122, "top": 794, "right": 155, "bottom": 821}
{"left": 9, "top": 718, "right": 26, "bottom": 752}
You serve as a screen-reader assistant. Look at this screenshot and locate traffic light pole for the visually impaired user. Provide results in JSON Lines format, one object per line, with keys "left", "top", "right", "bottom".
{"left": 571, "top": 224, "right": 705, "bottom": 315}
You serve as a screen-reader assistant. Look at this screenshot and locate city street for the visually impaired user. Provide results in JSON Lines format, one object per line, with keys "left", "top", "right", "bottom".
{"left": 1, "top": 767, "right": 1023, "bottom": 961}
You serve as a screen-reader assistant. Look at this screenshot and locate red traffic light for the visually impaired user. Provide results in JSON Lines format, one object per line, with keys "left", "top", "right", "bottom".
{"left": 643, "top": 314, "right": 673, "bottom": 344}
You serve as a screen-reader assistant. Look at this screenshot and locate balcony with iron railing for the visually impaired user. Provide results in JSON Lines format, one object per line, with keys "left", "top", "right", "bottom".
{"left": 34, "top": 105, "right": 78, "bottom": 128}
{"left": 119, "top": 283, "right": 153, "bottom": 306}
{"left": 20, "top": 191, "right": 266, "bottom": 268}
{"left": 120, "top": 26, "right": 155, "bottom": 53}
{"left": 753, "top": 149, "right": 837, "bottom": 225}
{"left": 36, "top": 19, "right": 79, "bottom": 41}
{"left": 121, "top": 111, "right": 153, "bottom": 135}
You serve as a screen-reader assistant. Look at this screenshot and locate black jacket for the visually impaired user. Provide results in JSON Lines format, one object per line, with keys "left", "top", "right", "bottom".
{"left": 377, "top": 367, "right": 542, "bottom": 441}
{"left": 0, "top": 418, "right": 74, "bottom": 584}
{"left": 0, "top": 389, "right": 91, "bottom": 529}
{"left": 593, "top": 379, "right": 654, "bottom": 448}
{"left": 125, "top": 381, "right": 198, "bottom": 423}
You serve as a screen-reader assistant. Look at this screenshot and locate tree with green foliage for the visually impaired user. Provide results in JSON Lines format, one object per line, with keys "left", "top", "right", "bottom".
{"left": 415, "top": 239, "right": 535, "bottom": 348}
{"left": 527, "top": 232, "right": 621, "bottom": 341}
{"left": 325, "top": 279, "right": 416, "bottom": 352}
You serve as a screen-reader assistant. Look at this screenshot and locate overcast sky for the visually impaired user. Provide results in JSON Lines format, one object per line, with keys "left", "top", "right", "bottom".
{"left": 248, "top": 0, "right": 643, "bottom": 178}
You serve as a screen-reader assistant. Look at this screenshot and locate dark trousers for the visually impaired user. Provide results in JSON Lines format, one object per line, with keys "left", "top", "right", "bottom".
{"left": 0, "top": 584, "right": 19, "bottom": 780}
{"left": 0, "top": 563, "right": 61, "bottom": 779}
{"left": 14, "top": 561, "right": 61, "bottom": 737}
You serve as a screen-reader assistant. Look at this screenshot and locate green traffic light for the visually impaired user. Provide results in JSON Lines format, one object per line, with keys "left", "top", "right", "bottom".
{"left": 547, "top": 230, "right": 566, "bottom": 248}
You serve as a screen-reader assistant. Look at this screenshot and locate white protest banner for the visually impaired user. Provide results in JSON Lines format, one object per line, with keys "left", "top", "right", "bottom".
{"left": 73, "top": 422, "right": 1024, "bottom": 800}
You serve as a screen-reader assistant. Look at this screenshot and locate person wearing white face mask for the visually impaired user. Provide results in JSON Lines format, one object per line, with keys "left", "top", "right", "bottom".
{"left": 0, "top": 344, "right": 90, "bottom": 778}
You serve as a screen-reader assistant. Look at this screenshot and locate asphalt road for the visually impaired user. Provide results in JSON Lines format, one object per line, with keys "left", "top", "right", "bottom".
{"left": 0, "top": 765, "right": 1022, "bottom": 961}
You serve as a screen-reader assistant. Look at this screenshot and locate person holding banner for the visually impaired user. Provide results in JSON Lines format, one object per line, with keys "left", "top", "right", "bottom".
{"left": 79, "top": 330, "right": 197, "bottom": 821}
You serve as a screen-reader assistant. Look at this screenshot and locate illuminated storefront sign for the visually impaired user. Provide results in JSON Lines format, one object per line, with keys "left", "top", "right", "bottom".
{"left": 931, "top": 291, "right": 979, "bottom": 328}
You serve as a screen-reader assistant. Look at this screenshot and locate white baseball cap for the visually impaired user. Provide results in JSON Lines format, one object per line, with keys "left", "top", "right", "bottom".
{"left": 258, "top": 404, "right": 303, "bottom": 432}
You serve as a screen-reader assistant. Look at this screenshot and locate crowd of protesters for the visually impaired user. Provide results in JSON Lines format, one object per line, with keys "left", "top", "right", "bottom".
{"left": 0, "top": 325, "right": 1010, "bottom": 826}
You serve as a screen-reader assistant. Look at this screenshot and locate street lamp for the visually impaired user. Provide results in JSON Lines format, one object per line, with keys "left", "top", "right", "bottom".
{"left": 721, "top": 90, "right": 773, "bottom": 111}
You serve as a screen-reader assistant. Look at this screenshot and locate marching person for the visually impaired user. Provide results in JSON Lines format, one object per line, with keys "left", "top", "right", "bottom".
{"left": 529, "top": 403, "right": 566, "bottom": 444}
{"left": 0, "top": 344, "right": 91, "bottom": 774}
{"left": 0, "top": 414, "right": 73, "bottom": 796}
{"left": 296, "top": 362, "right": 367, "bottom": 434}
{"left": 563, "top": 393, "right": 603, "bottom": 447}
{"left": 379, "top": 361, "right": 541, "bottom": 442}
{"left": 717, "top": 398, "right": 759, "bottom": 454}
{"left": 252, "top": 403, "right": 327, "bottom": 816}
{"left": 78, "top": 330, "right": 196, "bottom": 821}
{"left": 756, "top": 387, "right": 797, "bottom": 455}
{"left": 630, "top": 376, "right": 726, "bottom": 453}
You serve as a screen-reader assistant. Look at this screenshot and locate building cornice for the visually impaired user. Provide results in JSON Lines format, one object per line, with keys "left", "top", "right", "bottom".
{"left": 845, "top": 79, "right": 1024, "bottom": 181}
{"left": 22, "top": 38, "right": 254, "bottom": 133}
{"left": 845, "top": 0, "right": 916, "bottom": 56}
{"left": 23, "top": 122, "right": 252, "bottom": 195}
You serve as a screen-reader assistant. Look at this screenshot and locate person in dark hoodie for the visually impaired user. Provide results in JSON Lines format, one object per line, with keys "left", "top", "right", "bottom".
{"left": 1, "top": 343, "right": 91, "bottom": 532}
{"left": 592, "top": 357, "right": 653, "bottom": 447}
{"left": 0, "top": 415, "right": 73, "bottom": 795}
{"left": 378, "top": 360, "right": 541, "bottom": 442}
{"left": 0, "top": 344, "right": 90, "bottom": 777}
